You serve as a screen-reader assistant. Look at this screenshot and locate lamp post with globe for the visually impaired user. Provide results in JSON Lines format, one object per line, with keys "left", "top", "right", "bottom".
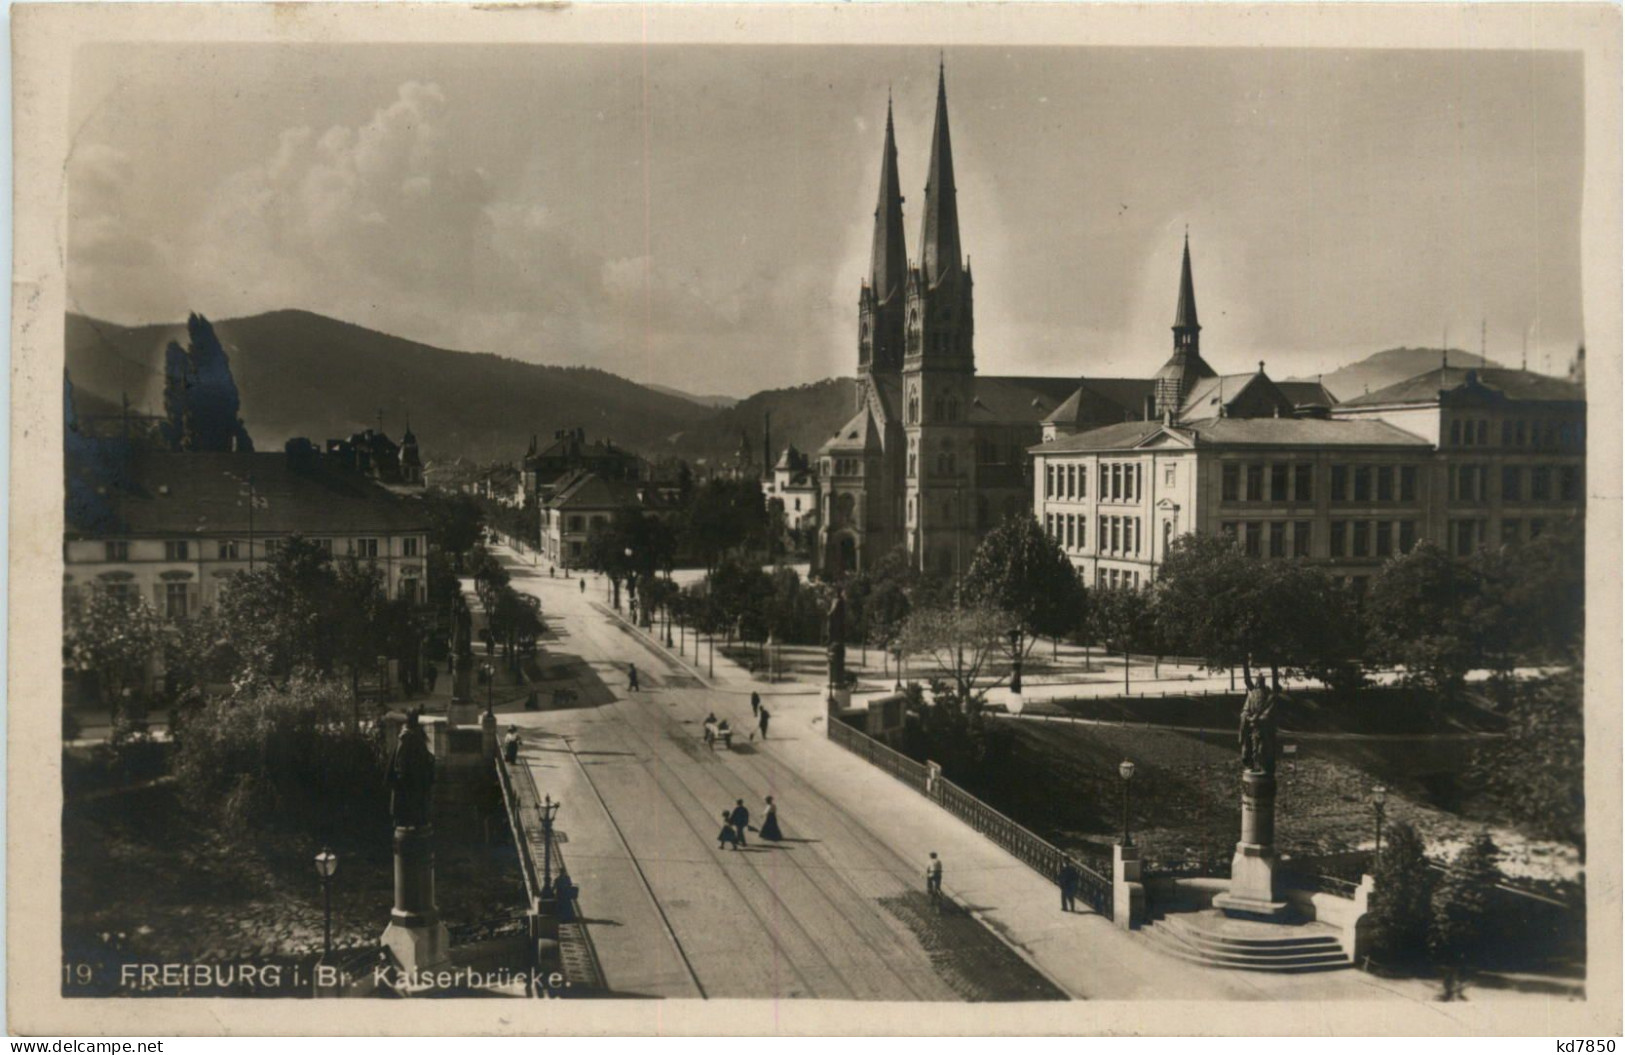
{"left": 314, "top": 847, "right": 338, "bottom": 963}
{"left": 1118, "top": 759, "right": 1136, "bottom": 847}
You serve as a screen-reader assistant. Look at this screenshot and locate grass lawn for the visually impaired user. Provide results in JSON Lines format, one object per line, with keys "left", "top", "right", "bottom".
{"left": 62, "top": 783, "right": 526, "bottom": 995}
{"left": 961, "top": 716, "right": 1579, "bottom": 887}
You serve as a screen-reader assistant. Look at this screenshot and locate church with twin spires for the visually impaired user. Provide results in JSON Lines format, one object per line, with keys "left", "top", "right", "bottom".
{"left": 814, "top": 67, "right": 1313, "bottom": 579}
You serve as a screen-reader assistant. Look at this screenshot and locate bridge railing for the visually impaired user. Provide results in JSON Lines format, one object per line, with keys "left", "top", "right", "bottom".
{"left": 827, "top": 715, "right": 1112, "bottom": 920}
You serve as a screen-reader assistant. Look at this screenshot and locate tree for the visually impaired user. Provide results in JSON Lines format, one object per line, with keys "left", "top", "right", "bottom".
{"left": 896, "top": 601, "right": 1015, "bottom": 707}
{"left": 682, "top": 478, "right": 768, "bottom": 572}
{"left": 1088, "top": 584, "right": 1157, "bottom": 694}
{"left": 1154, "top": 533, "right": 1358, "bottom": 688}
{"left": 1469, "top": 666, "right": 1584, "bottom": 845}
{"left": 1366, "top": 820, "right": 1435, "bottom": 965}
{"left": 963, "top": 515, "right": 1087, "bottom": 662}
{"left": 421, "top": 490, "right": 485, "bottom": 571}
{"left": 171, "top": 672, "right": 387, "bottom": 834}
{"left": 158, "top": 313, "right": 253, "bottom": 453}
{"left": 64, "top": 589, "right": 163, "bottom": 723}
{"left": 214, "top": 536, "right": 357, "bottom": 688}
{"left": 1428, "top": 831, "right": 1501, "bottom": 976}
{"left": 1366, "top": 541, "right": 1478, "bottom": 699}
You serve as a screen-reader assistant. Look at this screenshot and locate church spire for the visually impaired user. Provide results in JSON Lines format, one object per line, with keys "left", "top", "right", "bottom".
{"left": 1173, "top": 230, "right": 1200, "bottom": 335}
{"left": 869, "top": 93, "right": 907, "bottom": 306}
{"left": 917, "top": 60, "right": 963, "bottom": 287}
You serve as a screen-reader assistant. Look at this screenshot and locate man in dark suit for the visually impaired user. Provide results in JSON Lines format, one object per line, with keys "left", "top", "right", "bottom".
{"left": 729, "top": 799, "right": 751, "bottom": 847}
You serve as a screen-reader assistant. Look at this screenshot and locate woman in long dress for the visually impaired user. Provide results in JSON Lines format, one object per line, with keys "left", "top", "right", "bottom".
{"left": 759, "top": 796, "right": 783, "bottom": 841}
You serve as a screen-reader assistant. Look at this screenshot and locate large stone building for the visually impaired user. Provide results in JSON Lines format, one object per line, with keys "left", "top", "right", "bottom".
{"left": 1030, "top": 252, "right": 1586, "bottom": 592}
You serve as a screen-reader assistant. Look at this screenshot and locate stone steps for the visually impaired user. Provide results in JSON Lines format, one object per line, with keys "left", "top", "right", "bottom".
{"left": 1140, "top": 911, "right": 1351, "bottom": 974}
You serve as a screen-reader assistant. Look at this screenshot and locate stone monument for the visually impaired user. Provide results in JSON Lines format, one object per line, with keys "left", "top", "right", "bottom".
{"left": 448, "top": 606, "right": 478, "bottom": 727}
{"left": 826, "top": 590, "right": 849, "bottom": 707}
{"left": 381, "top": 709, "right": 451, "bottom": 972}
{"left": 1213, "top": 676, "right": 1291, "bottom": 920}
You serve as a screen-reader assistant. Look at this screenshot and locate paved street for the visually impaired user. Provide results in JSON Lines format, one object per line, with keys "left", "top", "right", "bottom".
{"left": 480, "top": 548, "right": 1476, "bottom": 1007}
{"left": 497, "top": 557, "right": 1063, "bottom": 1000}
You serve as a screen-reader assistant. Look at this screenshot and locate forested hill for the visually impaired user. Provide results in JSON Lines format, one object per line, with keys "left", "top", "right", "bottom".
{"left": 64, "top": 310, "right": 718, "bottom": 464}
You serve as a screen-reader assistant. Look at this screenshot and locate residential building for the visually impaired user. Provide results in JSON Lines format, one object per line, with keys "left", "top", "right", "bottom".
{"left": 64, "top": 449, "right": 432, "bottom": 615}
{"left": 522, "top": 428, "right": 642, "bottom": 505}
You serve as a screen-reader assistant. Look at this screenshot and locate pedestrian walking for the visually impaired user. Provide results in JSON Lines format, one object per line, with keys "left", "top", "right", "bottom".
{"left": 1059, "top": 860, "right": 1080, "bottom": 913}
{"left": 503, "top": 726, "right": 521, "bottom": 764}
{"left": 425, "top": 663, "right": 439, "bottom": 694}
{"left": 629, "top": 663, "right": 640, "bottom": 692}
{"left": 717, "top": 811, "right": 740, "bottom": 851}
{"left": 750, "top": 691, "right": 761, "bottom": 717}
{"left": 729, "top": 799, "right": 751, "bottom": 847}
{"left": 759, "top": 796, "right": 783, "bottom": 841}
{"left": 703, "top": 713, "right": 718, "bottom": 748}
{"left": 757, "top": 705, "right": 771, "bottom": 740}
{"left": 926, "top": 852, "right": 944, "bottom": 907}
{"left": 579, "top": 579, "right": 586, "bottom": 594}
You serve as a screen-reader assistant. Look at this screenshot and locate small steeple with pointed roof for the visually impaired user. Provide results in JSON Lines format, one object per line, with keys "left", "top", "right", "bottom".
{"left": 1154, "top": 232, "right": 1217, "bottom": 417}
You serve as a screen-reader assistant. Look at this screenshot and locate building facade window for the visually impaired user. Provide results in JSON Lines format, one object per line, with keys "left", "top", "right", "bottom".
{"left": 1502, "top": 519, "right": 1521, "bottom": 546}
{"left": 1502, "top": 466, "right": 1522, "bottom": 503}
{"left": 1330, "top": 520, "right": 1347, "bottom": 557}
{"left": 1268, "top": 521, "right": 1286, "bottom": 558}
{"left": 1294, "top": 464, "right": 1313, "bottom": 502}
{"left": 403, "top": 537, "right": 420, "bottom": 558}
{"left": 1560, "top": 466, "right": 1581, "bottom": 502}
{"left": 217, "top": 540, "right": 239, "bottom": 560}
{"left": 1530, "top": 467, "right": 1552, "bottom": 501}
{"left": 1352, "top": 521, "right": 1370, "bottom": 558}
{"left": 165, "top": 581, "right": 190, "bottom": 620}
{"left": 1293, "top": 521, "right": 1312, "bottom": 558}
{"left": 1375, "top": 521, "right": 1393, "bottom": 558}
{"left": 1270, "top": 464, "right": 1288, "bottom": 502}
{"left": 1245, "top": 464, "right": 1263, "bottom": 502}
{"left": 1353, "top": 467, "right": 1372, "bottom": 502}
{"left": 1244, "top": 522, "right": 1262, "bottom": 557}
{"left": 356, "top": 538, "right": 380, "bottom": 558}
{"left": 1376, "top": 466, "right": 1394, "bottom": 502}
{"left": 1331, "top": 465, "right": 1348, "bottom": 503}
{"left": 165, "top": 540, "right": 190, "bottom": 562}
{"left": 1222, "top": 464, "right": 1240, "bottom": 503}
{"left": 1400, "top": 466, "right": 1418, "bottom": 502}
{"left": 104, "top": 541, "right": 129, "bottom": 562}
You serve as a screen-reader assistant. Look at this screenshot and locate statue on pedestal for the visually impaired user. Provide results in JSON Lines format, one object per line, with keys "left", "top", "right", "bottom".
{"left": 386, "top": 708, "right": 435, "bottom": 829}
{"left": 1238, "top": 672, "right": 1280, "bottom": 776}
{"left": 826, "top": 589, "right": 847, "bottom": 689}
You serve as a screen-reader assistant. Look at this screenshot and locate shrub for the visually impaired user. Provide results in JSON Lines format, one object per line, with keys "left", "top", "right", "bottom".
{"left": 1428, "top": 831, "right": 1501, "bottom": 971}
{"left": 171, "top": 673, "right": 388, "bottom": 835}
{"left": 1365, "top": 820, "right": 1435, "bottom": 965}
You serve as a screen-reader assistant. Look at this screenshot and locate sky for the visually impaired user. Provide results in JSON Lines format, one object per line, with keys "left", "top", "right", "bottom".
{"left": 67, "top": 44, "right": 1585, "bottom": 396}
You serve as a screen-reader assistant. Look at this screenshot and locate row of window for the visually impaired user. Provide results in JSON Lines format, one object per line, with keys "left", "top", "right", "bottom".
{"left": 103, "top": 537, "right": 411, "bottom": 563}
{"left": 1097, "top": 567, "right": 1143, "bottom": 591}
{"left": 1453, "top": 464, "right": 1583, "bottom": 504}
{"left": 1221, "top": 463, "right": 1422, "bottom": 505}
{"left": 1218, "top": 519, "right": 1422, "bottom": 560}
{"left": 1041, "top": 461, "right": 1147, "bottom": 504}
{"left": 93, "top": 575, "right": 421, "bottom": 619}
{"left": 1449, "top": 417, "right": 1584, "bottom": 450}
{"left": 1043, "top": 513, "right": 1143, "bottom": 556}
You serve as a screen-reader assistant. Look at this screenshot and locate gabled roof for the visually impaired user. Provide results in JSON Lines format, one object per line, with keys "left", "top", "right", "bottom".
{"left": 1031, "top": 415, "right": 1430, "bottom": 455}
{"left": 66, "top": 450, "right": 429, "bottom": 539}
{"left": 1276, "top": 380, "right": 1339, "bottom": 407}
{"left": 1175, "top": 371, "right": 1295, "bottom": 423}
{"left": 1040, "top": 378, "right": 1156, "bottom": 426}
{"left": 966, "top": 376, "right": 1084, "bottom": 424}
{"left": 545, "top": 470, "right": 642, "bottom": 511}
{"left": 1339, "top": 367, "right": 1585, "bottom": 408}
{"left": 821, "top": 405, "right": 884, "bottom": 453}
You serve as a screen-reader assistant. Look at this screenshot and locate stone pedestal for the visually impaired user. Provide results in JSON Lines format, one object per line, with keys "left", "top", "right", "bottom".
{"left": 1213, "top": 770, "right": 1292, "bottom": 920}
{"left": 380, "top": 825, "right": 451, "bottom": 974}
{"left": 1112, "top": 843, "right": 1146, "bottom": 930}
{"left": 480, "top": 710, "right": 498, "bottom": 762}
{"left": 449, "top": 657, "right": 476, "bottom": 726}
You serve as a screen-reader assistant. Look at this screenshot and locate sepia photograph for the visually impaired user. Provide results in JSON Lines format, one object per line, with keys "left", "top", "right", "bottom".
{"left": 8, "top": 1, "right": 1621, "bottom": 1038}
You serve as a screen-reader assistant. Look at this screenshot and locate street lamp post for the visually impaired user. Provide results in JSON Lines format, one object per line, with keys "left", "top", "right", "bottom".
{"left": 1372, "top": 784, "right": 1388, "bottom": 860}
{"left": 1118, "top": 759, "right": 1136, "bottom": 847}
{"left": 314, "top": 847, "right": 338, "bottom": 963}
{"left": 894, "top": 645, "right": 904, "bottom": 691}
{"left": 1008, "top": 627, "right": 1024, "bottom": 695}
{"left": 482, "top": 662, "right": 494, "bottom": 716}
{"left": 539, "top": 794, "right": 561, "bottom": 899}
